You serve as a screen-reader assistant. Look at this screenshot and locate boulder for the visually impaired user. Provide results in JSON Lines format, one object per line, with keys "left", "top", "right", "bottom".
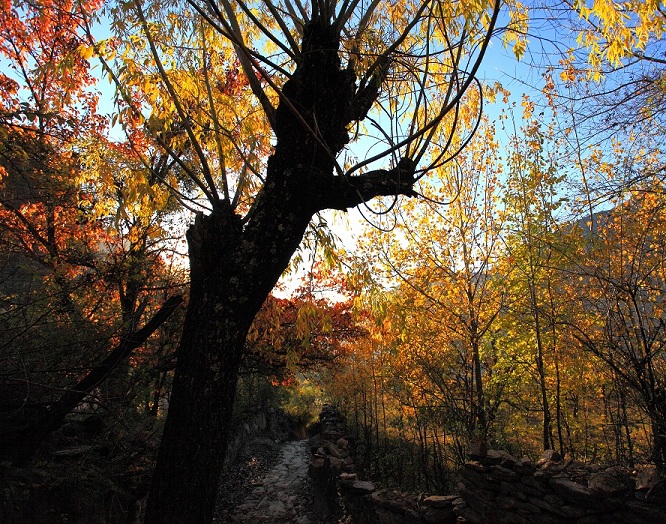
{"left": 635, "top": 465, "right": 660, "bottom": 490}
{"left": 339, "top": 479, "right": 376, "bottom": 494}
{"left": 500, "top": 481, "right": 528, "bottom": 500}
{"left": 322, "top": 441, "right": 344, "bottom": 459}
{"left": 549, "top": 477, "right": 601, "bottom": 508}
{"left": 536, "top": 450, "right": 561, "bottom": 467}
{"left": 486, "top": 449, "right": 518, "bottom": 467}
{"left": 421, "top": 495, "right": 459, "bottom": 509}
{"left": 514, "top": 457, "right": 537, "bottom": 475}
{"left": 589, "top": 471, "right": 629, "bottom": 497}
{"left": 489, "top": 465, "right": 520, "bottom": 482}
{"left": 327, "top": 456, "right": 343, "bottom": 475}
{"left": 370, "top": 489, "right": 410, "bottom": 514}
{"left": 308, "top": 433, "right": 321, "bottom": 453}
{"left": 421, "top": 507, "right": 456, "bottom": 524}
{"left": 308, "top": 457, "right": 326, "bottom": 479}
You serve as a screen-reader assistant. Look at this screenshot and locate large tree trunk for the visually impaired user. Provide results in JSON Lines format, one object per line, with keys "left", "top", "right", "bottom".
{"left": 145, "top": 17, "right": 417, "bottom": 523}
{"left": 145, "top": 202, "right": 312, "bottom": 522}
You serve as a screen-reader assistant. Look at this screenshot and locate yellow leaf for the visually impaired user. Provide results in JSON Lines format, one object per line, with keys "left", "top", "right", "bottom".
{"left": 78, "top": 44, "right": 94, "bottom": 60}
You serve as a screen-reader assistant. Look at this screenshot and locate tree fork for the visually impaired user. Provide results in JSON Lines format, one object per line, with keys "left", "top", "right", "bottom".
{"left": 145, "top": 18, "right": 418, "bottom": 524}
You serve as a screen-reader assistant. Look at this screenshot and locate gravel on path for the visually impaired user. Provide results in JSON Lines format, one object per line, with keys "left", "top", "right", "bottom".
{"left": 216, "top": 439, "right": 339, "bottom": 523}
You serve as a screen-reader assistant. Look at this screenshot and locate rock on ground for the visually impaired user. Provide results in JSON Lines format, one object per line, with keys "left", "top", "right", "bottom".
{"left": 216, "top": 439, "right": 337, "bottom": 523}
{"left": 215, "top": 436, "right": 283, "bottom": 522}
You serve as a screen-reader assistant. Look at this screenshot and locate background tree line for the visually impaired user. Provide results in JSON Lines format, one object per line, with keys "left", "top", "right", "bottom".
{"left": 321, "top": 88, "right": 666, "bottom": 490}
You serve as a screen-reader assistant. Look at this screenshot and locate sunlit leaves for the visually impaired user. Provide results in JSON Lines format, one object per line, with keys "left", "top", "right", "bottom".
{"left": 565, "top": 180, "right": 666, "bottom": 464}
{"left": 503, "top": 0, "right": 530, "bottom": 60}
{"left": 575, "top": 0, "right": 666, "bottom": 70}
{"left": 341, "top": 115, "right": 508, "bottom": 452}
{"left": 96, "top": 0, "right": 273, "bottom": 211}
{"left": 246, "top": 292, "right": 364, "bottom": 381}
{"left": 98, "top": 0, "right": 504, "bottom": 219}
{"left": 0, "top": 0, "right": 104, "bottom": 137}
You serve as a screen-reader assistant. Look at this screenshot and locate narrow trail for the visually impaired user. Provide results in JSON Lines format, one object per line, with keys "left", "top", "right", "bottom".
{"left": 225, "top": 440, "right": 338, "bottom": 523}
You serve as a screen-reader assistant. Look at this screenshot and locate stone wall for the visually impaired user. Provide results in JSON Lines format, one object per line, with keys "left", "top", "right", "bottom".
{"left": 308, "top": 405, "right": 666, "bottom": 524}
{"left": 457, "top": 449, "right": 666, "bottom": 524}
{"left": 224, "top": 408, "right": 291, "bottom": 467}
{"left": 308, "top": 405, "right": 462, "bottom": 523}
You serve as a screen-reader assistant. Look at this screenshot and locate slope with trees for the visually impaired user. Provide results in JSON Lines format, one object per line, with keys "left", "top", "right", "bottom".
{"left": 0, "top": 0, "right": 188, "bottom": 470}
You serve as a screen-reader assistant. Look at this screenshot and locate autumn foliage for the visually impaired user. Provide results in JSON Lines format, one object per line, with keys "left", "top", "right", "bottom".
{"left": 318, "top": 88, "right": 666, "bottom": 490}
{"left": 0, "top": 0, "right": 184, "bottom": 468}
{"left": 2, "top": 0, "right": 666, "bottom": 521}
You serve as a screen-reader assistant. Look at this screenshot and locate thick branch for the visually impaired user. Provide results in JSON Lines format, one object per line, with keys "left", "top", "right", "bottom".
{"left": 12, "top": 294, "right": 184, "bottom": 465}
{"left": 314, "top": 157, "right": 417, "bottom": 211}
{"left": 217, "top": 0, "right": 278, "bottom": 128}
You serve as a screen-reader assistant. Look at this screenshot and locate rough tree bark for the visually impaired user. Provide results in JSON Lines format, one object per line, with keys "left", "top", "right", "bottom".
{"left": 145, "top": 17, "right": 416, "bottom": 523}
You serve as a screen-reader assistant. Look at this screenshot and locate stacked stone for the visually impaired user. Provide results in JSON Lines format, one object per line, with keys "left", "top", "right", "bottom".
{"left": 457, "top": 449, "right": 666, "bottom": 524}
{"left": 308, "top": 405, "right": 463, "bottom": 523}
{"left": 308, "top": 407, "right": 666, "bottom": 523}
{"left": 307, "top": 404, "right": 355, "bottom": 503}
{"left": 224, "top": 410, "right": 269, "bottom": 466}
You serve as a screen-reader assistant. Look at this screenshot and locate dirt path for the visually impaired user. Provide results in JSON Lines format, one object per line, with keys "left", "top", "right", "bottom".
{"left": 224, "top": 440, "right": 338, "bottom": 523}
